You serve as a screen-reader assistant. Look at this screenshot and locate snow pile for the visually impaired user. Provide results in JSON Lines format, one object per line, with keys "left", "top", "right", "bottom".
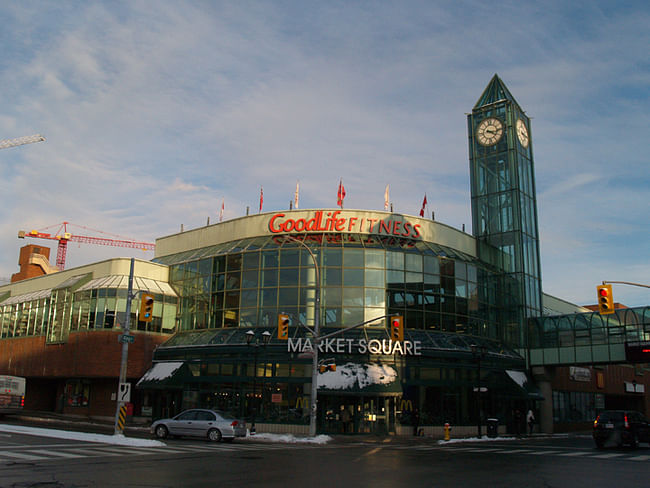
{"left": 0, "top": 423, "right": 165, "bottom": 447}
{"left": 318, "top": 363, "right": 397, "bottom": 390}
{"left": 506, "top": 370, "right": 528, "bottom": 388}
{"left": 242, "top": 433, "right": 332, "bottom": 444}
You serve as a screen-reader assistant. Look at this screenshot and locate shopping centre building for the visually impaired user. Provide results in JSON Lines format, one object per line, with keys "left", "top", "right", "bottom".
{"left": 1, "top": 75, "right": 647, "bottom": 435}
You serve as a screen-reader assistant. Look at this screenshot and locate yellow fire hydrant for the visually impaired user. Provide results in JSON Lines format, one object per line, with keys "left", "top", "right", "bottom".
{"left": 444, "top": 422, "right": 451, "bottom": 441}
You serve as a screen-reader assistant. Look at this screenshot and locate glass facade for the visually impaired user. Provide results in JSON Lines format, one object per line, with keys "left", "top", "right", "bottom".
{"left": 0, "top": 282, "right": 177, "bottom": 342}
{"left": 157, "top": 234, "right": 510, "bottom": 340}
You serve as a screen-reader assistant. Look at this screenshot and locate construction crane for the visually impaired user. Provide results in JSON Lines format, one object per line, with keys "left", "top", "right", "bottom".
{"left": 0, "top": 134, "right": 46, "bottom": 150}
{"left": 18, "top": 221, "right": 156, "bottom": 270}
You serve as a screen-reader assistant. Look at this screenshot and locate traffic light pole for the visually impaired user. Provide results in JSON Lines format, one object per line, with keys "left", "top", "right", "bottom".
{"left": 114, "top": 258, "right": 135, "bottom": 435}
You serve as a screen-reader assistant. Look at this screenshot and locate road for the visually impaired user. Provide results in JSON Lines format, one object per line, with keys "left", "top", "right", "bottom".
{"left": 0, "top": 429, "right": 648, "bottom": 488}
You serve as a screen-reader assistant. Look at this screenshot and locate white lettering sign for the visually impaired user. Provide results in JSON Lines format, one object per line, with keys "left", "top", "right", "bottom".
{"left": 288, "top": 338, "right": 422, "bottom": 356}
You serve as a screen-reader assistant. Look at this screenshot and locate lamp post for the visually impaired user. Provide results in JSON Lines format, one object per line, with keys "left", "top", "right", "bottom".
{"left": 281, "top": 235, "right": 320, "bottom": 437}
{"left": 470, "top": 344, "right": 488, "bottom": 438}
{"left": 246, "top": 329, "right": 271, "bottom": 435}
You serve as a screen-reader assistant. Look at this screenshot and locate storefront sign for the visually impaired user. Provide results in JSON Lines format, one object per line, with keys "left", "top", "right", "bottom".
{"left": 569, "top": 366, "right": 591, "bottom": 382}
{"left": 268, "top": 211, "right": 422, "bottom": 239}
{"left": 288, "top": 337, "right": 422, "bottom": 356}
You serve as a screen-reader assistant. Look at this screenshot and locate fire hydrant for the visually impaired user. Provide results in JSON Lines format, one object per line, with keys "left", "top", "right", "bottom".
{"left": 444, "top": 422, "right": 451, "bottom": 441}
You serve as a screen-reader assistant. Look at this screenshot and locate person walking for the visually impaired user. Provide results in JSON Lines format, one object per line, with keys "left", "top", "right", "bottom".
{"left": 526, "top": 409, "right": 535, "bottom": 436}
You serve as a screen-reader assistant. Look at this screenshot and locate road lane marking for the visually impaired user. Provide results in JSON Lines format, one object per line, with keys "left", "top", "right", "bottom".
{"left": 628, "top": 455, "right": 650, "bottom": 461}
{"left": 557, "top": 452, "right": 590, "bottom": 456}
{"left": 592, "top": 453, "right": 626, "bottom": 459}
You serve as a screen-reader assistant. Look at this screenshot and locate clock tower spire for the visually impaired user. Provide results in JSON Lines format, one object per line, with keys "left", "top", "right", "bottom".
{"left": 468, "top": 75, "right": 542, "bottom": 350}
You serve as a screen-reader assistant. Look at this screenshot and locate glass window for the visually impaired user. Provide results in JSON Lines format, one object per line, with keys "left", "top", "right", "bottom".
{"left": 387, "top": 270, "right": 404, "bottom": 285}
{"left": 261, "top": 269, "right": 278, "bottom": 287}
{"left": 365, "top": 288, "right": 385, "bottom": 307}
{"left": 365, "top": 268, "right": 384, "bottom": 287}
{"left": 343, "top": 288, "right": 363, "bottom": 307}
{"left": 260, "top": 289, "right": 277, "bottom": 307}
{"left": 226, "top": 253, "right": 242, "bottom": 271}
{"left": 405, "top": 254, "right": 423, "bottom": 272}
{"left": 323, "top": 287, "right": 342, "bottom": 307}
{"left": 278, "top": 287, "right": 299, "bottom": 306}
{"left": 365, "top": 249, "right": 385, "bottom": 268}
{"left": 324, "top": 249, "right": 342, "bottom": 266}
{"left": 262, "top": 250, "right": 279, "bottom": 268}
{"left": 343, "top": 249, "right": 364, "bottom": 268}
{"left": 324, "top": 267, "right": 342, "bottom": 286}
{"left": 198, "top": 258, "right": 212, "bottom": 276}
{"left": 343, "top": 268, "right": 364, "bottom": 287}
{"left": 243, "top": 252, "right": 260, "bottom": 270}
{"left": 440, "top": 258, "right": 454, "bottom": 276}
{"left": 240, "top": 290, "right": 258, "bottom": 308}
{"left": 387, "top": 251, "right": 404, "bottom": 270}
{"left": 241, "top": 269, "right": 259, "bottom": 289}
{"left": 280, "top": 249, "right": 300, "bottom": 267}
{"left": 279, "top": 268, "right": 300, "bottom": 286}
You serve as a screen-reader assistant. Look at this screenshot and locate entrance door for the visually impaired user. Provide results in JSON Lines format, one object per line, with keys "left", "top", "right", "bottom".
{"left": 319, "top": 396, "right": 396, "bottom": 435}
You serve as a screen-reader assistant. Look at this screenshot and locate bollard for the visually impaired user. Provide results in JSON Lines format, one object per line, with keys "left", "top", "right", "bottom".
{"left": 444, "top": 422, "right": 451, "bottom": 441}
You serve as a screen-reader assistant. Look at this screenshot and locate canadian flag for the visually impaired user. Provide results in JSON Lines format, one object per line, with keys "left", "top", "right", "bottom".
{"left": 259, "top": 186, "right": 263, "bottom": 213}
{"left": 219, "top": 198, "right": 224, "bottom": 222}
{"left": 419, "top": 194, "right": 428, "bottom": 217}
{"left": 294, "top": 181, "right": 299, "bottom": 209}
{"left": 337, "top": 179, "right": 346, "bottom": 208}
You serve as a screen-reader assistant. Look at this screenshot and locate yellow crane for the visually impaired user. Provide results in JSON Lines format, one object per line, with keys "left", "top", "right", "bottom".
{"left": 0, "top": 134, "right": 46, "bottom": 150}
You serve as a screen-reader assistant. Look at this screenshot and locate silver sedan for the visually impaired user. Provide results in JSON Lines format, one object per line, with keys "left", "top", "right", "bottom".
{"left": 151, "top": 409, "right": 247, "bottom": 442}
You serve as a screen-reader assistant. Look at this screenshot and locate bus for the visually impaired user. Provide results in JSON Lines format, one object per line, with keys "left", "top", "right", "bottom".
{"left": 0, "top": 375, "right": 26, "bottom": 415}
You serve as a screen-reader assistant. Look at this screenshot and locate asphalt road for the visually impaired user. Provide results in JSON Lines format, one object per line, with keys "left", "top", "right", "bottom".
{"left": 0, "top": 428, "right": 648, "bottom": 488}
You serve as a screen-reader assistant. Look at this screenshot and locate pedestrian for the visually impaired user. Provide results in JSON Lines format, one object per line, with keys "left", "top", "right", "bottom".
{"left": 412, "top": 408, "right": 420, "bottom": 436}
{"left": 527, "top": 409, "right": 535, "bottom": 436}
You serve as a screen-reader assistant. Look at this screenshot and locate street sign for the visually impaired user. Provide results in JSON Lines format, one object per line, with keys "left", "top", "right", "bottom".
{"left": 118, "top": 383, "right": 131, "bottom": 402}
{"left": 118, "top": 334, "right": 135, "bottom": 344}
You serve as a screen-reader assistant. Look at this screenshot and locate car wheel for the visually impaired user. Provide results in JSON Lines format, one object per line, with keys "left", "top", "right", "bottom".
{"left": 155, "top": 425, "right": 169, "bottom": 439}
{"left": 208, "top": 428, "right": 222, "bottom": 442}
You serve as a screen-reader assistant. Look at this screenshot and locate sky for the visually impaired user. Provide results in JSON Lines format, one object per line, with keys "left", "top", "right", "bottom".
{"left": 0, "top": 0, "right": 648, "bottom": 308}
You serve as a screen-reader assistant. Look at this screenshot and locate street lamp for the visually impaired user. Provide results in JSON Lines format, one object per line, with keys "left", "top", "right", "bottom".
{"left": 246, "top": 329, "right": 271, "bottom": 435}
{"left": 470, "top": 343, "right": 488, "bottom": 438}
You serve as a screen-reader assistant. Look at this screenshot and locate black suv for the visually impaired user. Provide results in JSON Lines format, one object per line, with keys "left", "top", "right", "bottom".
{"left": 593, "top": 410, "right": 650, "bottom": 448}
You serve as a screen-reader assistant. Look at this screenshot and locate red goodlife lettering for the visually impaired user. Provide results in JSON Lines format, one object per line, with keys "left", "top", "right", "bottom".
{"left": 268, "top": 211, "right": 422, "bottom": 239}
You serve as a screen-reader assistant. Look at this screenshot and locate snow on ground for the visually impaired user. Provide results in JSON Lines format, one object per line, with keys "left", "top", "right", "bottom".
{"left": 0, "top": 423, "right": 165, "bottom": 447}
{"left": 241, "top": 432, "right": 332, "bottom": 444}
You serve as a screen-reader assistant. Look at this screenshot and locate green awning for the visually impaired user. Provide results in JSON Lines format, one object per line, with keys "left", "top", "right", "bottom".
{"left": 136, "top": 361, "right": 188, "bottom": 390}
{"left": 504, "top": 370, "right": 544, "bottom": 400}
{"left": 317, "top": 363, "right": 402, "bottom": 397}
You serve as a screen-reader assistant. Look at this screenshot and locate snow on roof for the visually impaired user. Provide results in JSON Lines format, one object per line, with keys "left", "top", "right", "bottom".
{"left": 137, "top": 361, "right": 184, "bottom": 385}
{"left": 506, "top": 370, "right": 528, "bottom": 388}
{"left": 318, "top": 363, "right": 397, "bottom": 390}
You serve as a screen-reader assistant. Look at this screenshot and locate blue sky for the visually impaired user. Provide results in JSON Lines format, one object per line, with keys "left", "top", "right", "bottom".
{"left": 0, "top": 0, "right": 648, "bottom": 307}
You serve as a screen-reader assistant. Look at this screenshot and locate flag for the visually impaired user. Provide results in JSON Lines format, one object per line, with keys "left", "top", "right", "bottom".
{"left": 259, "top": 186, "right": 263, "bottom": 213}
{"left": 384, "top": 184, "right": 390, "bottom": 211}
{"left": 419, "top": 194, "right": 428, "bottom": 217}
{"left": 219, "top": 198, "right": 224, "bottom": 222}
{"left": 337, "top": 179, "right": 346, "bottom": 208}
{"left": 294, "top": 181, "right": 300, "bottom": 209}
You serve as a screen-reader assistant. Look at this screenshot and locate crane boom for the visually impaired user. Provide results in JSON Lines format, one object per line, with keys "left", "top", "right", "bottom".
{"left": 0, "top": 134, "right": 46, "bottom": 150}
{"left": 18, "top": 223, "right": 155, "bottom": 270}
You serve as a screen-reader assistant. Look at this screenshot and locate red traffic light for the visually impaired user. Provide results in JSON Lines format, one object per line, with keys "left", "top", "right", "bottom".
{"left": 599, "top": 288, "right": 609, "bottom": 297}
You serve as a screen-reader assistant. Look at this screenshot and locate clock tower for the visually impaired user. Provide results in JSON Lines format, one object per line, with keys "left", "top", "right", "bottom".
{"left": 468, "top": 74, "right": 542, "bottom": 349}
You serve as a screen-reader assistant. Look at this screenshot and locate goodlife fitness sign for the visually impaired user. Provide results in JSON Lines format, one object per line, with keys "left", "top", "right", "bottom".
{"left": 268, "top": 210, "right": 422, "bottom": 239}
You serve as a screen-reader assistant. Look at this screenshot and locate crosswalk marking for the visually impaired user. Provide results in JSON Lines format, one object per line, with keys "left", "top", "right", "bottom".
{"left": 0, "top": 451, "right": 49, "bottom": 460}
{"left": 592, "top": 453, "right": 625, "bottom": 459}
{"left": 27, "top": 449, "right": 87, "bottom": 458}
{"left": 525, "top": 450, "right": 562, "bottom": 455}
{"left": 628, "top": 455, "right": 650, "bottom": 461}
{"left": 556, "top": 451, "right": 590, "bottom": 457}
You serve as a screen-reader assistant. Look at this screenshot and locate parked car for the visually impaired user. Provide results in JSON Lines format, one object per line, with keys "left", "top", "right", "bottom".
{"left": 593, "top": 410, "right": 650, "bottom": 448}
{"left": 151, "top": 409, "right": 247, "bottom": 442}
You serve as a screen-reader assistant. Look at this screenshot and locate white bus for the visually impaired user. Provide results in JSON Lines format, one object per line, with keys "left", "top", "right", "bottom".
{"left": 0, "top": 375, "right": 26, "bottom": 415}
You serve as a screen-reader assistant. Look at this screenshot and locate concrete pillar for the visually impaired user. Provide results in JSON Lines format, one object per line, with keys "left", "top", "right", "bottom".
{"left": 532, "top": 366, "right": 554, "bottom": 434}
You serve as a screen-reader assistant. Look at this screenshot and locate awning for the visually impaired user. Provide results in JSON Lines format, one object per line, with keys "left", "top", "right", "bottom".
{"left": 136, "top": 361, "right": 187, "bottom": 390}
{"left": 505, "top": 370, "right": 544, "bottom": 400}
{"left": 317, "top": 363, "right": 402, "bottom": 397}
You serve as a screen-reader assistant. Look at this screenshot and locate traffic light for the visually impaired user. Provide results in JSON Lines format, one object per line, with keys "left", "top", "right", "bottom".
{"left": 278, "top": 313, "right": 290, "bottom": 340}
{"left": 139, "top": 293, "right": 154, "bottom": 322}
{"left": 390, "top": 315, "right": 404, "bottom": 341}
{"left": 597, "top": 284, "right": 614, "bottom": 315}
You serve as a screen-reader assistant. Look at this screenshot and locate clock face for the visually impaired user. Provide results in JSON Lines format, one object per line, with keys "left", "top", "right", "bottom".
{"left": 516, "top": 119, "right": 529, "bottom": 147}
{"left": 476, "top": 117, "right": 504, "bottom": 146}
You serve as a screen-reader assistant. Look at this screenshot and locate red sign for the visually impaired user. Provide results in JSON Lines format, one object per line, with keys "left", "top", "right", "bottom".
{"left": 271, "top": 393, "right": 283, "bottom": 403}
{"left": 268, "top": 211, "right": 421, "bottom": 239}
